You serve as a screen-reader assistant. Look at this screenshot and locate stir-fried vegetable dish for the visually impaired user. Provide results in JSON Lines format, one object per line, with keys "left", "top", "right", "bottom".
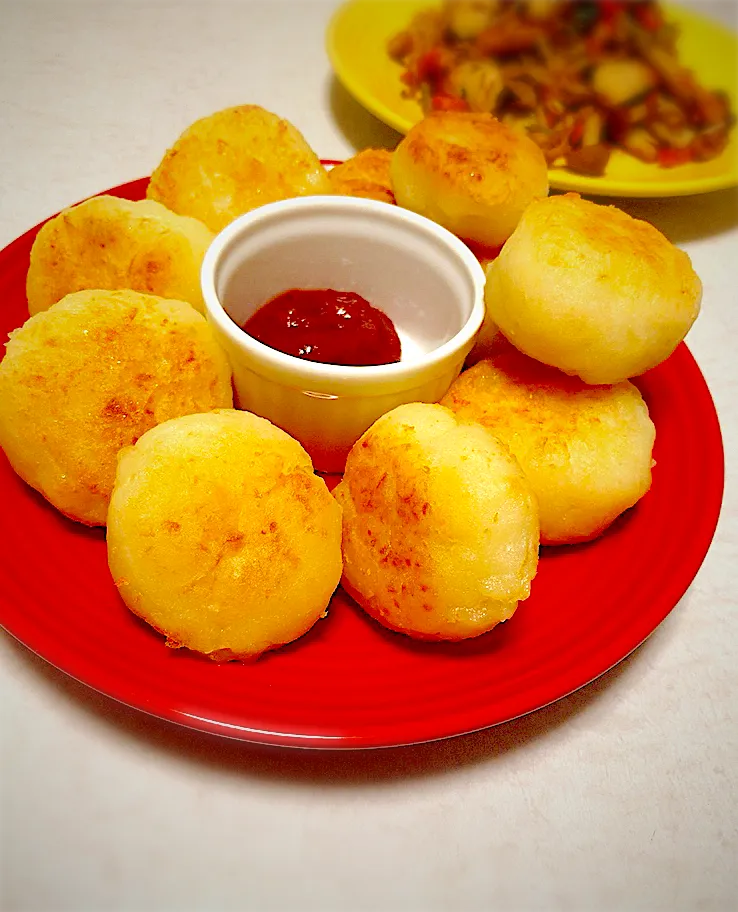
{"left": 388, "top": 0, "right": 734, "bottom": 175}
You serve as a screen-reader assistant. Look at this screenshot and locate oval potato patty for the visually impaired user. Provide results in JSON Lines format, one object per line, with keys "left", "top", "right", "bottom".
{"left": 442, "top": 346, "right": 656, "bottom": 544}
{"left": 147, "top": 104, "right": 331, "bottom": 232}
{"left": 26, "top": 196, "right": 214, "bottom": 316}
{"left": 107, "top": 410, "right": 343, "bottom": 661}
{"left": 391, "top": 111, "right": 549, "bottom": 247}
{"left": 333, "top": 402, "right": 539, "bottom": 641}
{"left": 0, "top": 289, "right": 233, "bottom": 525}
{"left": 483, "top": 193, "right": 702, "bottom": 384}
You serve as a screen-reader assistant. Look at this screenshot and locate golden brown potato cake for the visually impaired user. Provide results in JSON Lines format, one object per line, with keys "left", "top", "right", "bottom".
{"left": 442, "top": 345, "right": 656, "bottom": 544}
{"left": 390, "top": 111, "right": 549, "bottom": 246}
{"left": 333, "top": 402, "right": 539, "bottom": 641}
{"left": 107, "top": 409, "right": 342, "bottom": 661}
{"left": 484, "top": 193, "right": 702, "bottom": 384}
{"left": 328, "top": 149, "right": 396, "bottom": 204}
{"left": 146, "top": 105, "right": 331, "bottom": 232}
{"left": 0, "top": 289, "right": 233, "bottom": 526}
{"left": 26, "top": 196, "right": 214, "bottom": 316}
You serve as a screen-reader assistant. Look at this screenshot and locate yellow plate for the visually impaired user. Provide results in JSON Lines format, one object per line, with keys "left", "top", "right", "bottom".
{"left": 327, "top": 0, "right": 738, "bottom": 197}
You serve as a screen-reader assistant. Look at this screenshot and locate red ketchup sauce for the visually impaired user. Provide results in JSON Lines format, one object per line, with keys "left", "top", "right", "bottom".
{"left": 241, "top": 288, "right": 402, "bottom": 367}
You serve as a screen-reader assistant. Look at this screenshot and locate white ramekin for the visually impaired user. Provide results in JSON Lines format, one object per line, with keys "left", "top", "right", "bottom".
{"left": 201, "top": 195, "right": 486, "bottom": 473}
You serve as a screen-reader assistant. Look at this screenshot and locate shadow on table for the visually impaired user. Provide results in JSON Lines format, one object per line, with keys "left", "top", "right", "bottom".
{"left": 580, "top": 188, "right": 738, "bottom": 245}
{"left": 7, "top": 606, "right": 678, "bottom": 786}
{"left": 327, "top": 74, "right": 738, "bottom": 245}
{"left": 328, "top": 75, "right": 401, "bottom": 154}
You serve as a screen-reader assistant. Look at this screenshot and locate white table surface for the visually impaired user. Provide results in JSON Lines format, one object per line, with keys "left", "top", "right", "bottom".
{"left": 1, "top": 2, "right": 737, "bottom": 910}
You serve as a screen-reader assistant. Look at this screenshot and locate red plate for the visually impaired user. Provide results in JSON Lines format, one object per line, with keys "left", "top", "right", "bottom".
{"left": 0, "top": 178, "right": 725, "bottom": 749}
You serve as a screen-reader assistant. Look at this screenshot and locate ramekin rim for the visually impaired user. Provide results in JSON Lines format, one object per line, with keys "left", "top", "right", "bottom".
{"left": 200, "top": 195, "right": 487, "bottom": 386}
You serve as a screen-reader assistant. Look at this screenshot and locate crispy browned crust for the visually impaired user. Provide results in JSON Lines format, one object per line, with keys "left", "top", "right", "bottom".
{"left": 391, "top": 111, "right": 549, "bottom": 245}
{"left": 442, "top": 345, "right": 656, "bottom": 544}
{"left": 107, "top": 410, "right": 342, "bottom": 659}
{"left": 329, "top": 149, "right": 396, "bottom": 204}
{"left": 334, "top": 402, "right": 539, "bottom": 640}
{"left": 484, "top": 192, "right": 702, "bottom": 383}
{"left": 146, "top": 105, "right": 331, "bottom": 232}
{"left": 0, "top": 289, "right": 233, "bottom": 525}
{"left": 26, "top": 196, "right": 214, "bottom": 316}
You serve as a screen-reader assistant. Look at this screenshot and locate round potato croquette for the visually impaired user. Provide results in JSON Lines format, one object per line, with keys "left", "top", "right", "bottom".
{"left": 333, "top": 402, "right": 539, "bottom": 641}
{"left": 484, "top": 193, "right": 702, "bottom": 384}
{"left": 146, "top": 105, "right": 331, "bottom": 232}
{"left": 390, "top": 111, "right": 549, "bottom": 247}
{"left": 107, "top": 410, "right": 343, "bottom": 661}
{"left": 442, "top": 347, "right": 656, "bottom": 544}
{"left": 26, "top": 196, "right": 214, "bottom": 316}
{"left": 328, "top": 149, "right": 396, "bottom": 204}
{"left": 0, "top": 289, "right": 233, "bottom": 526}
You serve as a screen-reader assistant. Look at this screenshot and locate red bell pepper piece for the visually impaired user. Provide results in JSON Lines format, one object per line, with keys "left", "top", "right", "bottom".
{"left": 430, "top": 94, "right": 471, "bottom": 113}
{"left": 633, "top": 3, "right": 663, "bottom": 31}
{"left": 657, "top": 146, "right": 694, "bottom": 167}
{"left": 417, "top": 48, "right": 446, "bottom": 82}
{"left": 600, "top": 1, "right": 625, "bottom": 24}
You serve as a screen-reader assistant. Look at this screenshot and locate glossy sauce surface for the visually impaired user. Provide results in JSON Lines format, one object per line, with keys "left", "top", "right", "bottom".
{"left": 241, "top": 288, "right": 402, "bottom": 366}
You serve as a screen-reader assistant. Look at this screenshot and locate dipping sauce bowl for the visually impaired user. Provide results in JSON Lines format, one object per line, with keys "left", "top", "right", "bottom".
{"left": 201, "top": 195, "right": 486, "bottom": 473}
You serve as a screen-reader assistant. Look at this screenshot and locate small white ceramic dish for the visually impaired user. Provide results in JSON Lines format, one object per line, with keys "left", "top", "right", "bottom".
{"left": 201, "top": 195, "right": 486, "bottom": 473}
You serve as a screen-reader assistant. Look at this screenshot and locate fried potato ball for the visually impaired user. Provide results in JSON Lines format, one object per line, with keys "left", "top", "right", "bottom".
{"left": 26, "top": 196, "right": 214, "bottom": 316}
{"left": 390, "top": 111, "right": 549, "bottom": 246}
{"left": 333, "top": 402, "right": 539, "bottom": 641}
{"left": 107, "top": 410, "right": 342, "bottom": 661}
{"left": 484, "top": 193, "right": 702, "bottom": 384}
{"left": 328, "top": 149, "right": 396, "bottom": 204}
{"left": 0, "top": 289, "right": 233, "bottom": 526}
{"left": 442, "top": 345, "right": 656, "bottom": 544}
{"left": 146, "top": 105, "right": 331, "bottom": 232}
